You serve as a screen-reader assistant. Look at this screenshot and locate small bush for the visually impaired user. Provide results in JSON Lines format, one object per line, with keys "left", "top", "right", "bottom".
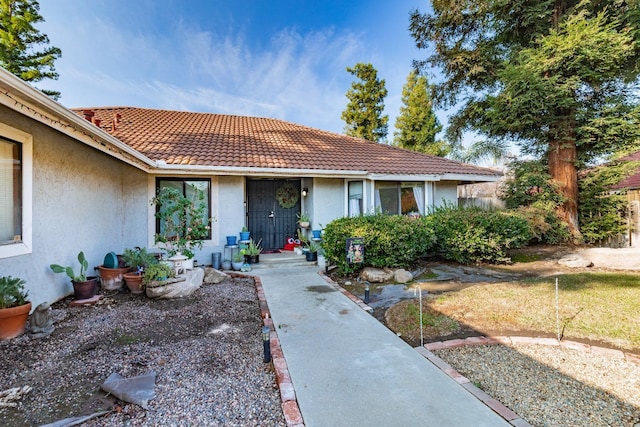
{"left": 579, "top": 161, "right": 639, "bottom": 244}
{"left": 322, "top": 214, "right": 436, "bottom": 273}
{"left": 424, "top": 205, "right": 533, "bottom": 264}
{"left": 516, "top": 202, "right": 571, "bottom": 244}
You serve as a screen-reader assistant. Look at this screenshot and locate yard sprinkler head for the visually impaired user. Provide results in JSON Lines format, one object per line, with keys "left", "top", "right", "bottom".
{"left": 262, "top": 326, "right": 271, "bottom": 363}
{"left": 364, "top": 281, "right": 370, "bottom": 304}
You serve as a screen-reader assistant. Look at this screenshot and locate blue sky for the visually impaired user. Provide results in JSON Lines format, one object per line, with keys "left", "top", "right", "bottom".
{"left": 36, "top": 0, "right": 436, "bottom": 139}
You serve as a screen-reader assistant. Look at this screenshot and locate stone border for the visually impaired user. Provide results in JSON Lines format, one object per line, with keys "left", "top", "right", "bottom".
{"left": 415, "top": 345, "right": 532, "bottom": 426}
{"left": 244, "top": 273, "right": 305, "bottom": 427}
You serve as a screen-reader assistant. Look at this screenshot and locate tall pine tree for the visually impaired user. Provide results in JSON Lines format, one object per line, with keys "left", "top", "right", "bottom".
{"left": 0, "top": 0, "right": 61, "bottom": 99}
{"left": 394, "top": 70, "right": 447, "bottom": 156}
{"left": 410, "top": 1, "right": 640, "bottom": 238}
{"left": 341, "top": 62, "right": 388, "bottom": 142}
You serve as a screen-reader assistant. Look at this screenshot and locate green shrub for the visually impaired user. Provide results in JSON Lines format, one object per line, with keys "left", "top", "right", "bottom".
{"left": 579, "top": 161, "right": 639, "bottom": 244}
{"left": 424, "top": 205, "right": 532, "bottom": 264}
{"left": 500, "top": 160, "right": 565, "bottom": 209}
{"left": 516, "top": 202, "right": 571, "bottom": 244}
{"left": 322, "top": 214, "right": 436, "bottom": 273}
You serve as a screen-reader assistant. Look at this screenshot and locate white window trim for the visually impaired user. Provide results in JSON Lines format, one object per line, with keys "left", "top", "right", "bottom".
{"left": 0, "top": 123, "right": 32, "bottom": 259}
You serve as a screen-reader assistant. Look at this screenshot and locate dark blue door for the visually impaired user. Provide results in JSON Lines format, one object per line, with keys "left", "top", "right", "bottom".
{"left": 247, "top": 179, "right": 301, "bottom": 251}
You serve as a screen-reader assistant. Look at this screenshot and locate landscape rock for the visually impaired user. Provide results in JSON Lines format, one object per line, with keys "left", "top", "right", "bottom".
{"left": 203, "top": 267, "right": 229, "bottom": 284}
{"left": 393, "top": 269, "right": 414, "bottom": 284}
{"left": 146, "top": 268, "right": 205, "bottom": 299}
{"left": 558, "top": 254, "right": 594, "bottom": 268}
{"left": 359, "top": 267, "right": 394, "bottom": 283}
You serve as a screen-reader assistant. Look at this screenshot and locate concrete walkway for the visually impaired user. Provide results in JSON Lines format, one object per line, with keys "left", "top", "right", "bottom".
{"left": 255, "top": 265, "right": 512, "bottom": 427}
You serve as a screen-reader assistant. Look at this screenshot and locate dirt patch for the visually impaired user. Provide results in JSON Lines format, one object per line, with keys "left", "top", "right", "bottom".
{"left": 0, "top": 276, "right": 285, "bottom": 427}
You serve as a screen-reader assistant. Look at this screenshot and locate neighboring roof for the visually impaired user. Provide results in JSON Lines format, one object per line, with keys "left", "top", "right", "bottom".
{"left": 72, "top": 107, "right": 501, "bottom": 180}
{"left": 610, "top": 152, "right": 640, "bottom": 190}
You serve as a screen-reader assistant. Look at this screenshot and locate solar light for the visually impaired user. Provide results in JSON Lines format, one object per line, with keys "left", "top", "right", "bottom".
{"left": 364, "top": 281, "right": 370, "bottom": 304}
{"left": 262, "top": 326, "right": 271, "bottom": 363}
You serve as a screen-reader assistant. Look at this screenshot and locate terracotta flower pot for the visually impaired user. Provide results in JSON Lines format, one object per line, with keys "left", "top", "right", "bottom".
{"left": 0, "top": 302, "right": 32, "bottom": 340}
{"left": 73, "top": 277, "right": 98, "bottom": 300}
{"left": 123, "top": 272, "right": 144, "bottom": 294}
{"left": 98, "top": 265, "right": 131, "bottom": 291}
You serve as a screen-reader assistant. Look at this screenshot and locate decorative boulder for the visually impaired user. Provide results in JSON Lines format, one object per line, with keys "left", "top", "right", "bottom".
{"left": 359, "top": 267, "right": 394, "bottom": 283}
{"left": 203, "top": 267, "right": 229, "bottom": 284}
{"left": 146, "top": 268, "right": 205, "bottom": 299}
{"left": 393, "top": 269, "right": 414, "bottom": 284}
{"left": 558, "top": 254, "right": 594, "bottom": 268}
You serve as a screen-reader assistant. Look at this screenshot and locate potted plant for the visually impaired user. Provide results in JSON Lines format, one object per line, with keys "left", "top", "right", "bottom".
{"left": 244, "top": 238, "right": 262, "bottom": 264}
{"left": 0, "top": 276, "right": 31, "bottom": 340}
{"left": 151, "top": 186, "right": 213, "bottom": 265}
{"left": 143, "top": 263, "right": 172, "bottom": 286}
{"left": 97, "top": 251, "right": 130, "bottom": 291}
{"left": 239, "top": 226, "right": 250, "bottom": 242}
{"left": 297, "top": 212, "right": 311, "bottom": 228}
{"left": 306, "top": 241, "right": 321, "bottom": 262}
{"left": 231, "top": 252, "right": 244, "bottom": 271}
{"left": 221, "top": 258, "right": 232, "bottom": 270}
{"left": 50, "top": 251, "right": 98, "bottom": 300}
{"left": 122, "top": 247, "right": 157, "bottom": 294}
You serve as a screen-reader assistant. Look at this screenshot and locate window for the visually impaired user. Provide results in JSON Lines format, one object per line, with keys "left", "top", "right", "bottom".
{"left": 348, "top": 181, "right": 363, "bottom": 217}
{"left": 155, "top": 179, "right": 212, "bottom": 239}
{"left": 0, "top": 124, "right": 32, "bottom": 259}
{"left": 374, "top": 182, "right": 424, "bottom": 215}
{"left": 0, "top": 137, "right": 21, "bottom": 244}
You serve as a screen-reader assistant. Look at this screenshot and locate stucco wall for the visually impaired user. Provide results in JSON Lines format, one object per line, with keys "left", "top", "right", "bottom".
{"left": 0, "top": 106, "right": 148, "bottom": 309}
{"left": 185, "top": 175, "right": 245, "bottom": 264}
{"left": 310, "top": 178, "right": 344, "bottom": 229}
{"left": 434, "top": 182, "right": 459, "bottom": 208}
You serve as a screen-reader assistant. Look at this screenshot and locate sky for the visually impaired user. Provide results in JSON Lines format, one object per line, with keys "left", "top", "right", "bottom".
{"left": 36, "top": 0, "right": 437, "bottom": 140}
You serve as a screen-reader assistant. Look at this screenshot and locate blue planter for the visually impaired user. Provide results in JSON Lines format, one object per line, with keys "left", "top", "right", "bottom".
{"left": 239, "top": 231, "right": 250, "bottom": 241}
{"left": 226, "top": 236, "right": 237, "bottom": 245}
{"left": 311, "top": 230, "right": 322, "bottom": 239}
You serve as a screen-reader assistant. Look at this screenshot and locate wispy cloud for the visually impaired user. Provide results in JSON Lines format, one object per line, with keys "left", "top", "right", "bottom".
{"left": 43, "top": 5, "right": 368, "bottom": 133}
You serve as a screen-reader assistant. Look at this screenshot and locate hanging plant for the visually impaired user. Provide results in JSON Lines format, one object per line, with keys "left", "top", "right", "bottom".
{"left": 275, "top": 183, "right": 299, "bottom": 209}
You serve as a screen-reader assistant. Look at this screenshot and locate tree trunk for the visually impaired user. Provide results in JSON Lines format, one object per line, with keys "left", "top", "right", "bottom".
{"left": 548, "top": 137, "right": 581, "bottom": 240}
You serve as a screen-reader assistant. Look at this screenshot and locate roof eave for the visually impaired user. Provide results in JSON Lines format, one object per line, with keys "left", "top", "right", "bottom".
{"left": 152, "top": 163, "right": 369, "bottom": 178}
{"left": 0, "top": 68, "right": 156, "bottom": 171}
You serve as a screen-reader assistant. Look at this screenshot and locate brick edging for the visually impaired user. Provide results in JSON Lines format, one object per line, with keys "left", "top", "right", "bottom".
{"left": 252, "top": 275, "right": 305, "bottom": 427}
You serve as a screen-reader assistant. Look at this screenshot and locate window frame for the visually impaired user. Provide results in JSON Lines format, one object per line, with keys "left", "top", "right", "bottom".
{"left": 154, "top": 178, "right": 212, "bottom": 240}
{"left": 0, "top": 124, "right": 32, "bottom": 259}
{"left": 347, "top": 180, "right": 364, "bottom": 217}
{"left": 374, "top": 181, "right": 424, "bottom": 216}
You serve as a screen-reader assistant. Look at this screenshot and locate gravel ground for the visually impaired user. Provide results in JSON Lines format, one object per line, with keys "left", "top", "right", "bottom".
{"left": 433, "top": 344, "right": 640, "bottom": 427}
{"left": 0, "top": 273, "right": 286, "bottom": 427}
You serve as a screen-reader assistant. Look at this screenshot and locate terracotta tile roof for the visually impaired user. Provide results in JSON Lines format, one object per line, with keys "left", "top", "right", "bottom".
{"left": 603, "top": 151, "right": 640, "bottom": 190}
{"left": 612, "top": 172, "right": 640, "bottom": 190}
{"left": 72, "top": 107, "right": 500, "bottom": 177}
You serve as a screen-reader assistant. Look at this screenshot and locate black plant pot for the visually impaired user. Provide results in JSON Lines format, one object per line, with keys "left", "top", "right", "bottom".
{"left": 306, "top": 252, "right": 317, "bottom": 262}
{"left": 244, "top": 254, "right": 260, "bottom": 264}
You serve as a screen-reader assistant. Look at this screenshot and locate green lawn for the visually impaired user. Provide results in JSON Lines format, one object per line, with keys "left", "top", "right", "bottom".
{"left": 424, "top": 272, "right": 640, "bottom": 351}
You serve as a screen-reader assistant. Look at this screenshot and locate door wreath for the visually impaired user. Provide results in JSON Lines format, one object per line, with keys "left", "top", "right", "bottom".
{"left": 275, "top": 183, "right": 299, "bottom": 209}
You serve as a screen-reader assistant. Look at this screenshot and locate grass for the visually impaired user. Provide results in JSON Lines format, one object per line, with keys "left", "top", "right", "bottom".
{"left": 424, "top": 272, "right": 640, "bottom": 351}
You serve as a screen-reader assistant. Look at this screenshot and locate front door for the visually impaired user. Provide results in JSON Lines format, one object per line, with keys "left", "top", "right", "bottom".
{"left": 247, "top": 179, "right": 301, "bottom": 251}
